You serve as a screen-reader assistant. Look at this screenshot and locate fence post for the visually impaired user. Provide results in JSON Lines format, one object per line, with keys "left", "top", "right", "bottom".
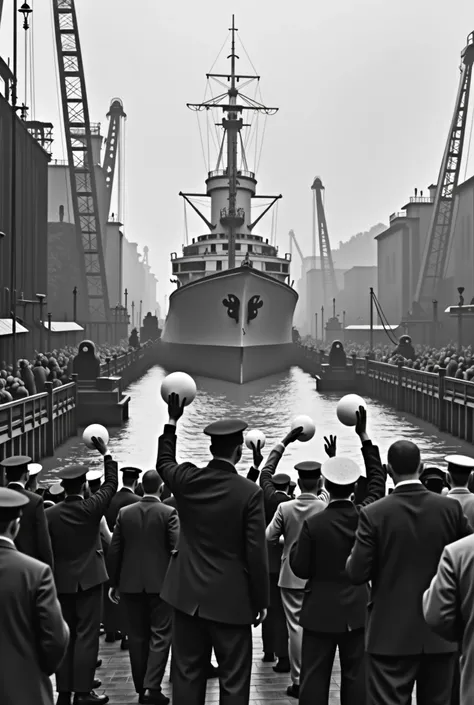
{"left": 71, "top": 373, "right": 78, "bottom": 436}
{"left": 45, "top": 382, "right": 55, "bottom": 456}
{"left": 396, "top": 361, "right": 405, "bottom": 411}
{"left": 438, "top": 367, "right": 446, "bottom": 432}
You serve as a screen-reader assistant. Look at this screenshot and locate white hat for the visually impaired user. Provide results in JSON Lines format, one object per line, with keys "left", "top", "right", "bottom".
{"left": 445, "top": 455, "right": 474, "bottom": 472}
{"left": 86, "top": 469, "right": 103, "bottom": 483}
{"left": 27, "top": 463, "right": 42, "bottom": 476}
{"left": 322, "top": 456, "right": 360, "bottom": 485}
{"left": 49, "top": 482, "right": 65, "bottom": 496}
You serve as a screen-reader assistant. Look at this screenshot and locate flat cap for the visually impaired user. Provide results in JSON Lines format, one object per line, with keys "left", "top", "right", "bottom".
{"left": 420, "top": 466, "right": 447, "bottom": 482}
{"left": 203, "top": 419, "right": 248, "bottom": 437}
{"left": 27, "top": 463, "right": 43, "bottom": 476}
{"left": 49, "top": 482, "right": 65, "bottom": 497}
{"left": 86, "top": 469, "right": 103, "bottom": 483}
{"left": 0, "top": 455, "right": 31, "bottom": 469}
{"left": 322, "top": 457, "right": 360, "bottom": 485}
{"left": 120, "top": 466, "right": 141, "bottom": 478}
{"left": 294, "top": 461, "right": 322, "bottom": 478}
{"left": 272, "top": 473, "right": 291, "bottom": 488}
{"left": 445, "top": 455, "right": 474, "bottom": 474}
{"left": 58, "top": 464, "right": 88, "bottom": 481}
{"left": 0, "top": 487, "right": 29, "bottom": 520}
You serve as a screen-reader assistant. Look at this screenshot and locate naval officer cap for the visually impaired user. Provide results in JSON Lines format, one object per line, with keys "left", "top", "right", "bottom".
{"left": 27, "top": 463, "right": 43, "bottom": 477}
{"left": 322, "top": 457, "right": 360, "bottom": 485}
{"left": 0, "top": 455, "right": 32, "bottom": 470}
{"left": 272, "top": 473, "right": 291, "bottom": 488}
{"left": 0, "top": 487, "right": 29, "bottom": 521}
{"left": 58, "top": 464, "right": 88, "bottom": 482}
{"left": 445, "top": 455, "right": 474, "bottom": 474}
{"left": 420, "top": 466, "right": 447, "bottom": 483}
{"left": 203, "top": 419, "right": 248, "bottom": 444}
{"left": 120, "top": 466, "right": 142, "bottom": 478}
{"left": 86, "top": 469, "right": 103, "bottom": 483}
{"left": 294, "top": 461, "right": 322, "bottom": 479}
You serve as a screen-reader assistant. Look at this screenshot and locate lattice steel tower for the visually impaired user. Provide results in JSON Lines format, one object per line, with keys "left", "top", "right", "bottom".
{"left": 312, "top": 177, "right": 338, "bottom": 306}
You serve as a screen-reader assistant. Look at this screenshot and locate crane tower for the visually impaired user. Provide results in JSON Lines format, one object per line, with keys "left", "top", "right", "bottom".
{"left": 103, "top": 98, "right": 127, "bottom": 220}
{"left": 413, "top": 31, "right": 474, "bottom": 314}
{"left": 311, "top": 177, "right": 338, "bottom": 306}
{"left": 52, "top": 0, "right": 111, "bottom": 324}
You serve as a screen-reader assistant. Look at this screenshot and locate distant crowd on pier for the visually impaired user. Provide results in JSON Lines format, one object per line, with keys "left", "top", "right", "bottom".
{"left": 2, "top": 394, "right": 474, "bottom": 705}
{"left": 0, "top": 341, "right": 132, "bottom": 404}
{"left": 303, "top": 337, "right": 474, "bottom": 380}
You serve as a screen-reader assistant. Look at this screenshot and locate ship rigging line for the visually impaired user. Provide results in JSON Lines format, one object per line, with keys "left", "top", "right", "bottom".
{"left": 29, "top": 12, "right": 36, "bottom": 120}
{"left": 371, "top": 292, "right": 398, "bottom": 346}
{"left": 463, "top": 98, "right": 474, "bottom": 180}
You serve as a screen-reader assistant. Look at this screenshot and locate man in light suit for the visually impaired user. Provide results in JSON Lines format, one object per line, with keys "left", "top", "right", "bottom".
{"left": 1, "top": 455, "right": 54, "bottom": 568}
{"left": 157, "top": 393, "right": 269, "bottom": 705}
{"left": 107, "top": 470, "right": 179, "bottom": 705}
{"left": 423, "top": 532, "right": 474, "bottom": 705}
{"left": 346, "top": 440, "right": 472, "bottom": 705}
{"left": 445, "top": 455, "right": 474, "bottom": 526}
{"left": 266, "top": 461, "right": 327, "bottom": 699}
{"left": 0, "top": 488, "right": 69, "bottom": 705}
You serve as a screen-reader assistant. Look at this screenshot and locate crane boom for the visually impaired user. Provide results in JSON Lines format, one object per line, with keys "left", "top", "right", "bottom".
{"left": 312, "top": 177, "right": 338, "bottom": 304}
{"left": 52, "top": 0, "right": 111, "bottom": 323}
{"left": 413, "top": 31, "right": 474, "bottom": 311}
{"left": 103, "top": 98, "right": 126, "bottom": 220}
{"left": 289, "top": 229, "right": 305, "bottom": 262}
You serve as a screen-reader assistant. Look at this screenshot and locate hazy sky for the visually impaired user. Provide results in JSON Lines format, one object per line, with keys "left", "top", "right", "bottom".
{"left": 2, "top": 0, "right": 474, "bottom": 307}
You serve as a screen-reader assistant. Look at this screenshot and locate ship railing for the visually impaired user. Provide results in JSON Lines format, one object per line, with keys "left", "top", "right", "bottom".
{"left": 208, "top": 169, "right": 255, "bottom": 179}
{"left": 390, "top": 211, "right": 406, "bottom": 222}
{"left": 408, "top": 197, "right": 433, "bottom": 204}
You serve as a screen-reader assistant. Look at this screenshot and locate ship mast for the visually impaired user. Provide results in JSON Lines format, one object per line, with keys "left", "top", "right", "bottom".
{"left": 187, "top": 17, "right": 278, "bottom": 270}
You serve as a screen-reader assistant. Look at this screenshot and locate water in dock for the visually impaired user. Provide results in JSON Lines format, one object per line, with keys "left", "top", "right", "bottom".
{"left": 41, "top": 364, "right": 469, "bottom": 484}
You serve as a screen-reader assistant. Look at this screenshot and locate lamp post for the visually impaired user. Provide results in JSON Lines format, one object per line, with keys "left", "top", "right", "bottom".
{"left": 72, "top": 286, "right": 77, "bottom": 322}
{"left": 139, "top": 300, "right": 142, "bottom": 330}
{"left": 131, "top": 301, "right": 135, "bottom": 328}
{"left": 124, "top": 288, "right": 128, "bottom": 311}
{"left": 47, "top": 312, "right": 52, "bottom": 352}
{"left": 36, "top": 293, "right": 46, "bottom": 352}
{"left": 457, "top": 287, "right": 465, "bottom": 354}
{"left": 9, "top": 1, "right": 32, "bottom": 371}
{"left": 321, "top": 305, "right": 325, "bottom": 342}
{"left": 369, "top": 287, "right": 374, "bottom": 354}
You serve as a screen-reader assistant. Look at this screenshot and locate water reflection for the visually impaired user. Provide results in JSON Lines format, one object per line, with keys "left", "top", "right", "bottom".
{"left": 43, "top": 365, "right": 468, "bottom": 483}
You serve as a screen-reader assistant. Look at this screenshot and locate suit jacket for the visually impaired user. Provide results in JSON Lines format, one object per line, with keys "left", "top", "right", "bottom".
{"left": 163, "top": 495, "right": 178, "bottom": 510}
{"left": 157, "top": 424, "right": 269, "bottom": 625}
{"left": 259, "top": 444, "right": 292, "bottom": 574}
{"left": 289, "top": 441, "right": 386, "bottom": 632}
{"left": 107, "top": 496, "right": 179, "bottom": 593}
{"left": 266, "top": 490, "right": 326, "bottom": 590}
{"left": 446, "top": 487, "right": 474, "bottom": 527}
{"left": 346, "top": 481, "right": 472, "bottom": 655}
{"left": 0, "top": 538, "right": 69, "bottom": 705}
{"left": 423, "top": 534, "right": 474, "bottom": 705}
{"left": 105, "top": 487, "right": 140, "bottom": 531}
{"left": 46, "top": 455, "right": 118, "bottom": 593}
{"left": 7, "top": 482, "right": 53, "bottom": 568}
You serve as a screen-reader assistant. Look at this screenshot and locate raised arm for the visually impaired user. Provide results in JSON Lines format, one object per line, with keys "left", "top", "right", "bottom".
{"left": 244, "top": 488, "right": 269, "bottom": 617}
{"left": 423, "top": 546, "right": 463, "bottom": 643}
{"left": 346, "top": 506, "right": 376, "bottom": 585}
{"left": 259, "top": 426, "right": 303, "bottom": 505}
{"left": 246, "top": 439, "right": 264, "bottom": 483}
{"left": 289, "top": 519, "right": 313, "bottom": 580}
{"left": 83, "top": 452, "right": 118, "bottom": 519}
{"left": 35, "top": 565, "right": 70, "bottom": 675}
{"left": 35, "top": 497, "right": 54, "bottom": 569}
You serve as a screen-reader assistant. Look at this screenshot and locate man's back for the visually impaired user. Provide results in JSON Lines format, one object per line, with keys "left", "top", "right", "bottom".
{"left": 447, "top": 487, "right": 474, "bottom": 526}
{"left": 6, "top": 483, "right": 53, "bottom": 567}
{"left": 0, "top": 541, "right": 69, "bottom": 705}
{"left": 105, "top": 487, "right": 140, "bottom": 531}
{"left": 348, "top": 483, "right": 471, "bottom": 654}
{"left": 159, "top": 457, "right": 268, "bottom": 625}
{"left": 107, "top": 497, "right": 179, "bottom": 593}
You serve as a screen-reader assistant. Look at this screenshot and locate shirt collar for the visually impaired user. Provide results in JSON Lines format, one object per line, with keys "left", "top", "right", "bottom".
{"left": 7, "top": 481, "right": 25, "bottom": 489}
{"left": 0, "top": 536, "right": 16, "bottom": 548}
{"left": 448, "top": 487, "right": 470, "bottom": 494}
{"left": 121, "top": 487, "right": 134, "bottom": 493}
{"left": 395, "top": 479, "right": 422, "bottom": 488}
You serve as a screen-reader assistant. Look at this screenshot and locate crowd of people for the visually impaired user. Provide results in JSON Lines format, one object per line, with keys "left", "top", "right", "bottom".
{"left": 302, "top": 335, "right": 474, "bottom": 380}
{"left": 0, "top": 342, "right": 132, "bottom": 405}
{"left": 1, "top": 396, "right": 474, "bottom": 705}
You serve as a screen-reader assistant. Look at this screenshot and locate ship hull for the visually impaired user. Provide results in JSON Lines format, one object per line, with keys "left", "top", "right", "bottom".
{"left": 161, "top": 267, "right": 298, "bottom": 384}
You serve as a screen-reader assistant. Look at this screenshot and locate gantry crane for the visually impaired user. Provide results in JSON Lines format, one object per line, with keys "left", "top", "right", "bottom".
{"left": 103, "top": 98, "right": 127, "bottom": 220}
{"left": 311, "top": 177, "right": 338, "bottom": 305}
{"left": 413, "top": 31, "right": 474, "bottom": 315}
{"left": 52, "top": 0, "right": 111, "bottom": 324}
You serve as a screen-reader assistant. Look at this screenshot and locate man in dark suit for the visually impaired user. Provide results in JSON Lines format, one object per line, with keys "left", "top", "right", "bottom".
{"left": 346, "top": 439, "right": 472, "bottom": 705}
{"left": 258, "top": 426, "right": 304, "bottom": 672}
{"left": 47, "top": 437, "right": 118, "bottom": 705}
{"left": 157, "top": 393, "right": 269, "bottom": 705}
{"left": 0, "top": 487, "right": 69, "bottom": 705}
{"left": 107, "top": 470, "right": 179, "bottom": 705}
{"left": 103, "top": 466, "right": 141, "bottom": 646}
{"left": 1, "top": 455, "right": 54, "bottom": 568}
{"left": 289, "top": 408, "right": 386, "bottom": 705}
